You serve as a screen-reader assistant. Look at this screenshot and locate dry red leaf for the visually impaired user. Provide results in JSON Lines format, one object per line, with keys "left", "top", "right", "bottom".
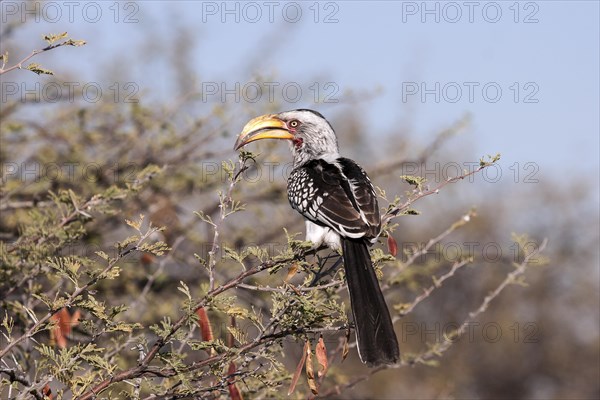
{"left": 42, "top": 383, "right": 53, "bottom": 399}
{"left": 196, "top": 307, "right": 213, "bottom": 341}
{"left": 140, "top": 253, "right": 155, "bottom": 266}
{"left": 227, "top": 316, "right": 236, "bottom": 348}
{"left": 315, "top": 336, "right": 328, "bottom": 378}
{"left": 305, "top": 342, "right": 318, "bottom": 395}
{"left": 387, "top": 234, "right": 398, "bottom": 257}
{"left": 227, "top": 362, "right": 244, "bottom": 400}
{"left": 50, "top": 308, "right": 80, "bottom": 349}
{"left": 288, "top": 340, "right": 309, "bottom": 395}
{"left": 285, "top": 263, "right": 299, "bottom": 283}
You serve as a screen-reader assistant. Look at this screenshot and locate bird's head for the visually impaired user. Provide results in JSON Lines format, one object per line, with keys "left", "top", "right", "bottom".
{"left": 234, "top": 109, "right": 340, "bottom": 167}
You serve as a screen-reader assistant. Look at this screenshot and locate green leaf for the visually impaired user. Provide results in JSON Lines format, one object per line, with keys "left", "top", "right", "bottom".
{"left": 106, "top": 321, "right": 142, "bottom": 333}
{"left": 479, "top": 153, "right": 501, "bottom": 167}
{"left": 64, "top": 39, "right": 87, "bottom": 47}
{"left": 226, "top": 326, "right": 247, "bottom": 345}
{"left": 25, "top": 63, "right": 53, "bottom": 75}
{"left": 400, "top": 175, "right": 427, "bottom": 189}
{"left": 402, "top": 208, "right": 420, "bottom": 216}
{"left": 150, "top": 316, "right": 174, "bottom": 338}
{"left": 76, "top": 295, "right": 108, "bottom": 320}
{"left": 194, "top": 210, "right": 214, "bottom": 226}
{"left": 2, "top": 312, "right": 14, "bottom": 337}
{"left": 125, "top": 214, "right": 144, "bottom": 232}
{"left": 43, "top": 32, "right": 69, "bottom": 44}
{"left": 177, "top": 281, "right": 192, "bottom": 300}
{"left": 95, "top": 251, "right": 110, "bottom": 261}
{"left": 223, "top": 246, "right": 244, "bottom": 263}
{"left": 139, "top": 240, "right": 170, "bottom": 256}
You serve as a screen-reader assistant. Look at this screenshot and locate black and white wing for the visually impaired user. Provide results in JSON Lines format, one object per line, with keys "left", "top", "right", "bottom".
{"left": 287, "top": 158, "right": 381, "bottom": 240}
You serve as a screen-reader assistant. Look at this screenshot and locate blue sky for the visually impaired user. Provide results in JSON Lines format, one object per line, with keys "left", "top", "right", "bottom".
{"left": 4, "top": 1, "right": 599, "bottom": 183}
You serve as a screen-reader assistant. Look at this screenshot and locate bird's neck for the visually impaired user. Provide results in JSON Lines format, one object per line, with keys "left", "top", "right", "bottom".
{"left": 292, "top": 149, "right": 340, "bottom": 168}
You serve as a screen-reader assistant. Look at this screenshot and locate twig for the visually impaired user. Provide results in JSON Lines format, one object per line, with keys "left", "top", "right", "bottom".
{"left": 412, "top": 238, "right": 548, "bottom": 363}
{"left": 128, "top": 236, "right": 186, "bottom": 313}
{"left": 237, "top": 279, "right": 343, "bottom": 293}
{"left": 0, "top": 232, "right": 154, "bottom": 359}
{"left": 206, "top": 158, "right": 248, "bottom": 291}
{"left": 76, "top": 240, "right": 333, "bottom": 400}
{"left": 76, "top": 254, "right": 288, "bottom": 400}
{"left": 407, "top": 210, "right": 473, "bottom": 267}
{"left": 0, "top": 368, "right": 43, "bottom": 400}
{"left": 394, "top": 258, "right": 471, "bottom": 320}
{"left": 0, "top": 40, "right": 85, "bottom": 76}
{"left": 381, "top": 162, "right": 492, "bottom": 226}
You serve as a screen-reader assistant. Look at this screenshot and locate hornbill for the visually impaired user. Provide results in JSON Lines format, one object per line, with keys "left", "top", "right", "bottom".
{"left": 234, "top": 109, "right": 399, "bottom": 366}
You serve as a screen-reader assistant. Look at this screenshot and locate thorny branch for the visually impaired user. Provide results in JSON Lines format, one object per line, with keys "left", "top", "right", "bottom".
{"left": 206, "top": 158, "right": 249, "bottom": 291}
{"left": 393, "top": 258, "right": 471, "bottom": 320}
{"left": 75, "top": 251, "right": 314, "bottom": 399}
{"left": 381, "top": 160, "right": 494, "bottom": 227}
{"left": 2, "top": 154, "right": 509, "bottom": 398}
{"left": 0, "top": 367, "right": 43, "bottom": 400}
{"left": 0, "top": 231, "right": 158, "bottom": 360}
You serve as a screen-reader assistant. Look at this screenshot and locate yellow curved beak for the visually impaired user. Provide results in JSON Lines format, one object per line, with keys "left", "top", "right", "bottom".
{"left": 234, "top": 114, "right": 294, "bottom": 150}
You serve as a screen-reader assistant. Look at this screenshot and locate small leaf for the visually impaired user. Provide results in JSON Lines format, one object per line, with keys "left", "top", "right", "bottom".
{"left": 223, "top": 246, "right": 244, "bottom": 263}
{"left": 95, "top": 251, "right": 109, "bottom": 261}
{"left": 194, "top": 210, "right": 214, "bottom": 226}
{"left": 125, "top": 214, "right": 143, "bottom": 231}
{"left": 226, "top": 326, "right": 247, "bottom": 345}
{"left": 402, "top": 208, "right": 420, "bottom": 216}
{"left": 177, "top": 281, "right": 191, "bottom": 300}
{"left": 225, "top": 307, "right": 249, "bottom": 318}
{"left": 2, "top": 312, "right": 14, "bottom": 337}
{"left": 400, "top": 175, "right": 426, "bottom": 189}
{"left": 479, "top": 153, "right": 501, "bottom": 167}
{"left": 43, "top": 32, "right": 68, "bottom": 44}
{"left": 25, "top": 63, "right": 53, "bottom": 75}
{"left": 64, "top": 39, "right": 86, "bottom": 47}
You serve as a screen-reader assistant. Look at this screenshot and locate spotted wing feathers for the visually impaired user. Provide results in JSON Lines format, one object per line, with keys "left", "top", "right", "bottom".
{"left": 287, "top": 158, "right": 380, "bottom": 240}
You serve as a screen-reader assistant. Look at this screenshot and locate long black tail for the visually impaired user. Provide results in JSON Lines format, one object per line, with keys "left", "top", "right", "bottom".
{"left": 342, "top": 238, "right": 399, "bottom": 366}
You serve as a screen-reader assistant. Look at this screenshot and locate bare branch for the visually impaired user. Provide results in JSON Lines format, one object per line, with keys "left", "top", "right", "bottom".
{"left": 381, "top": 160, "right": 495, "bottom": 226}
{"left": 394, "top": 258, "right": 471, "bottom": 320}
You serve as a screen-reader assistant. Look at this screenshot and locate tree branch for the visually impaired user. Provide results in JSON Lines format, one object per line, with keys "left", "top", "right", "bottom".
{"left": 381, "top": 160, "right": 495, "bottom": 226}
{"left": 0, "top": 38, "right": 86, "bottom": 76}
{"left": 0, "top": 231, "right": 155, "bottom": 359}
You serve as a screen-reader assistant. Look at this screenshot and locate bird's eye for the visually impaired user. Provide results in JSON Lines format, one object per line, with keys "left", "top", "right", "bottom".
{"left": 289, "top": 120, "right": 300, "bottom": 128}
